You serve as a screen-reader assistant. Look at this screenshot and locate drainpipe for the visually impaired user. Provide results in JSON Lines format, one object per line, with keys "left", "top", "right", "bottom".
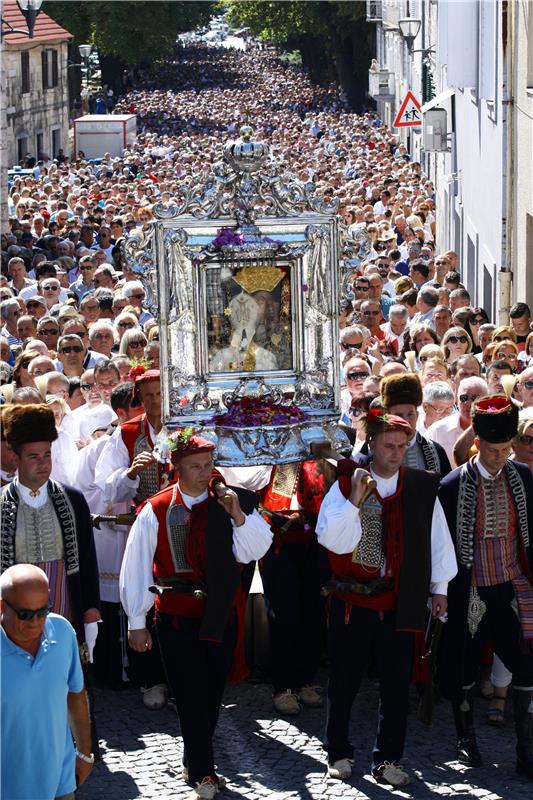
{"left": 499, "top": 0, "right": 513, "bottom": 324}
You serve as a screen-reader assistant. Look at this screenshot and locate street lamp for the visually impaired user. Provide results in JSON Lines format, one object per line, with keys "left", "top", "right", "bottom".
{"left": 78, "top": 43, "right": 92, "bottom": 60}
{"left": 1, "top": 0, "right": 43, "bottom": 39}
{"left": 398, "top": 17, "right": 422, "bottom": 54}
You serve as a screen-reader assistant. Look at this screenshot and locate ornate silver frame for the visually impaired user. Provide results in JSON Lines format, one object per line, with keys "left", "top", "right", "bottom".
{"left": 124, "top": 126, "right": 351, "bottom": 464}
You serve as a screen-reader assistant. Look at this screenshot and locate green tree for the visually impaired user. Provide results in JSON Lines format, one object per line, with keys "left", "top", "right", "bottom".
{"left": 44, "top": 1, "right": 215, "bottom": 87}
{"left": 225, "top": 0, "right": 374, "bottom": 111}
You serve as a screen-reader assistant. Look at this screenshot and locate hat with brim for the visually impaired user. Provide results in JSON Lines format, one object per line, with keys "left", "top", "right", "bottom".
{"left": 472, "top": 395, "right": 518, "bottom": 443}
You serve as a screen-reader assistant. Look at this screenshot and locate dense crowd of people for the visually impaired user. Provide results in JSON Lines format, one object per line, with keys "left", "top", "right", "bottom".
{"left": 1, "top": 38, "right": 533, "bottom": 800}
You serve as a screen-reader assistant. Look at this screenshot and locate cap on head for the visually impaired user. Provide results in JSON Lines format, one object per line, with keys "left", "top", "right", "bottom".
{"left": 128, "top": 364, "right": 160, "bottom": 407}
{"left": 167, "top": 427, "right": 215, "bottom": 464}
{"left": 364, "top": 407, "right": 413, "bottom": 439}
{"left": 3, "top": 403, "right": 58, "bottom": 450}
{"left": 380, "top": 373, "right": 422, "bottom": 409}
{"left": 472, "top": 395, "right": 518, "bottom": 443}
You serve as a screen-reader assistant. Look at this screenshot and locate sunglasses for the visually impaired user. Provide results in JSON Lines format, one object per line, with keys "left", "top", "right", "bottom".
{"left": 521, "top": 381, "right": 533, "bottom": 390}
{"left": 459, "top": 393, "right": 480, "bottom": 403}
{"left": 39, "top": 328, "right": 58, "bottom": 336}
{"left": 349, "top": 406, "right": 365, "bottom": 417}
{"left": 3, "top": 597, "right": 51, "bottom": 621}
{"left": 518, "top": 435, "right": 533, "bottom": 446}
{"left": 341, "top": 341, "right": 362, "bottom": 350}
{"left": 80, "top": 265, "right": 94, "bottom": 271}
{"left": 496, "top": 352, "right": 517, "bottom": 360}
{"left": 60, "top": 345, "right": 83, "bottom": 354}
{"left": 469, "top": 318, "right": 484, "bottom": 325}
{"left": 42, "top": 285, "right": 59, "bottom": 291}
{"left": 80, "top": 382, "right": 95, "bottom": 390}
{"left": 362, "top": 310, "right": 380, "bottom": 316}
{"left": 118, "top": 322, "right": 134, "bottom": 329}
{"left": 493, "top": 335, "right": 510, "bottom": 342}
{"left": 128, "top": 341, "right": 144, "bottom": 348}
{"left": 355, "top": 285, "right": 369, "bottom": 292}
{"left": 347, "top": 371, "right": 369, "bottom": 380}
{"left": 447, "top": 335, "right": 468, "bottom": 344}
{"left": 26, "top": 303, "right": 41, "bottom": 310}
{"left": 129, "top": 293, "right": 145, "bottom": 300}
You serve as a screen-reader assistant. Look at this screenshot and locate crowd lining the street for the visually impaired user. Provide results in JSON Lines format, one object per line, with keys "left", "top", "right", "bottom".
{"left": 2, "top": 39, "right": 533, "bottom": 800}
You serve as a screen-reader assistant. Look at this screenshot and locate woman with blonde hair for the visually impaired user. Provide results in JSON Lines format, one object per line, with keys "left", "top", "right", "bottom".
{"left": 441, "top": 326, "right": 472, "bottom": 364}
{"left": 491, "top": 325, "right": 517, "bottom": 344}
{"left": 118, "top": 328, "right": 148, "bottom": 358}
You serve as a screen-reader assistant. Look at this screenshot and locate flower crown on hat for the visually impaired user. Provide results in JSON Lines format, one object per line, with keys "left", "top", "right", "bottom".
{"left": 166, "top": 426, "right": 196, "bottom": 454}
{"left": 127, "top": 359, "right": 152, "bottom": 382}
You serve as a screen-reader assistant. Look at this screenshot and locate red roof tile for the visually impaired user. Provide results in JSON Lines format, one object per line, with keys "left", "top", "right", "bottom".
{"left": 3, "top": 0, "right": 72, "bottom": 46}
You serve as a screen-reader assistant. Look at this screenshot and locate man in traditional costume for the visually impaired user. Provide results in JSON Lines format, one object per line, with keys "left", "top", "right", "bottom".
{"left": 438, "top": 396, "right": 533, "bottom": 779}
{"left": 119, "top": 430, "right": 273, "bottom": 800}
{"left": 316, "top": 410, "right": 457, "bottom": 787}
{"left": 96, "top": 367, "right": 171, "bottom": 706}
{"left": 96, "top": 367, "right": 172, "bottom": 510}
{"left": 0, "top": 404, "right": 100, "bottom": 643}
{"left": 378, "top": 373, "right": 452, "bottom": 476}
{"left": 221, "top": 458, "right": 334, "bottom": 716}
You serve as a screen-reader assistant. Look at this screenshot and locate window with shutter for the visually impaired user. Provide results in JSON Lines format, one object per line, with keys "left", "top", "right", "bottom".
{"left": 51, "top": 50, "right": 58, "bottom": 87}
{"left": 41, "top": 49, "right": 47, "bottom": 90}
{"left": 21, "top": 51, "right": 30, "bottom": 94}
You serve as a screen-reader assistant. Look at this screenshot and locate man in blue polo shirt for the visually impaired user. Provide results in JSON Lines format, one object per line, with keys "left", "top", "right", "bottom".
{"left": 1, "top": 564, "right": 94, "bottom": 800}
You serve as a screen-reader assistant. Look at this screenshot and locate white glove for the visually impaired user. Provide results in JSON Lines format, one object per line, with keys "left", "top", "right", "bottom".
{"left": 84, "top": 621, "right": 100, "bottom": 663}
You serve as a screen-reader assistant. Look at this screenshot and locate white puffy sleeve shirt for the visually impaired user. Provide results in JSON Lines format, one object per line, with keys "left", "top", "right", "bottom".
{"left": 120, "top": 488, "right": 273, "bottom": 630}
{"left": 315, "top": 468, "right": 457, "bottom": 596}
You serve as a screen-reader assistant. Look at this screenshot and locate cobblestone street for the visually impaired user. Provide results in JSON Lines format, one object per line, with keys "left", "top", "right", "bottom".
{"left": 79, "top": 677, "right": 531, "bottom": 800}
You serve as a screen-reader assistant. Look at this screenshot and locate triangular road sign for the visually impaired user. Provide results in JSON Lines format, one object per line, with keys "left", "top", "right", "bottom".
{"left": 393, "top": 91, "right": 422, "bottom": 127}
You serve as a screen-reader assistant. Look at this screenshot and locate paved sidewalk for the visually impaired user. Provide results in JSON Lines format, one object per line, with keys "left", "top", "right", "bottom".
{"left": 79, "top": 678, "right": 531, "bottom": 800}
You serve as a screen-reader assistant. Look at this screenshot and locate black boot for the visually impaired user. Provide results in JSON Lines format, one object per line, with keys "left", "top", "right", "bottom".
{"left": 513, "top": 689, "right": 533, "bottom": 780}
{"left": 452, "top": 688, "right": 482, "bottom": 766}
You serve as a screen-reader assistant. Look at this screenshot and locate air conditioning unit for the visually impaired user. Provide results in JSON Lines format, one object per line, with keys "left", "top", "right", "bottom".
{"left": 366, "top": 0, "right": 383, "bottom": 23}
{"left": 368, "top": 69, "right": 395, "bottom": 101}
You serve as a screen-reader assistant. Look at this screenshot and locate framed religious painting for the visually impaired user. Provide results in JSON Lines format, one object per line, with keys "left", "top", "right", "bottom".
{"left": 124, "top": 126, "right": 351, "bottom": 465}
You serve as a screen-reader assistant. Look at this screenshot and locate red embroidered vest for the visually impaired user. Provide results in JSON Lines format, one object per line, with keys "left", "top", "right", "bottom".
{"left": 150, "top": 483, "right": 208, "bottom": 618}
{"left": 328, "top": 467, "right": 406, "bottom": 613}
{"left": 260, "top": 461, "right": 327, "bottom": 547}
{"left": 120, "top": 414, "right": 173, "bottom": 506}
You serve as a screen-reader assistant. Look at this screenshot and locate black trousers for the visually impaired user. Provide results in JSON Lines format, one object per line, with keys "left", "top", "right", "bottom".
{"left": 92, "top": 601, "right": 127, "bottom": 688}
{"left": 260, "top": 541, "right": 325, "bottom": 693}
{"left": 460, "top": 582, "right": 533, "bottom": 693}
{"left": 324, "top": 596, "right": 413, "bottom": 767}
{"left": 155, "top": 612, "right": 236, "bottom": 784}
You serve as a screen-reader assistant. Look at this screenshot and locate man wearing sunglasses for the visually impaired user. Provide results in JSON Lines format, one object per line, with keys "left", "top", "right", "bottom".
{"left": 438, "top": 397, "right": 533, "bottom": 779}
{"left": 57, "top": 334, "right": 87, "bottom": 378}
{"left": 429, "top": 376, "right": 488, "bottom": 468}
{"left": 120, "top": 431, "right": 272, "bottom": 800}
{"left": 518, "top": 367, "right": 533, "bottom": 409}
{"left": 1, "top": 564, "right": 93, "bottom": 799}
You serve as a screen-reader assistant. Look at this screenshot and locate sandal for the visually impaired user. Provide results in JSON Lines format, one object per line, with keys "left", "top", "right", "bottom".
{"left": 487, "top": 695, "right": 506, "bottom": 727}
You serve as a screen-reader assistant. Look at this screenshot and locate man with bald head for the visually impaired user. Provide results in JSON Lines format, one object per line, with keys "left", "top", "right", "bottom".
{"left": 1, "top": 564, "right": 93, "bottom": 799}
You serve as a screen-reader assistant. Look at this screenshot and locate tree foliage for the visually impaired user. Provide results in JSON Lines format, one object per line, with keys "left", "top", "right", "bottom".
{"left": 225, "top": 0, "right": 374, "bottom": 111}
{"left": 43, "top": 1, "right": 215, "bottom": 66}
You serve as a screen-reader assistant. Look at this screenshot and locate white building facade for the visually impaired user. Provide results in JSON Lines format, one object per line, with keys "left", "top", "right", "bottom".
{"left": 367, "top": 0, "right": 533, "bottom": 318}
{"left": 2, "top": 0, "right": 71, "bottom": 165}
